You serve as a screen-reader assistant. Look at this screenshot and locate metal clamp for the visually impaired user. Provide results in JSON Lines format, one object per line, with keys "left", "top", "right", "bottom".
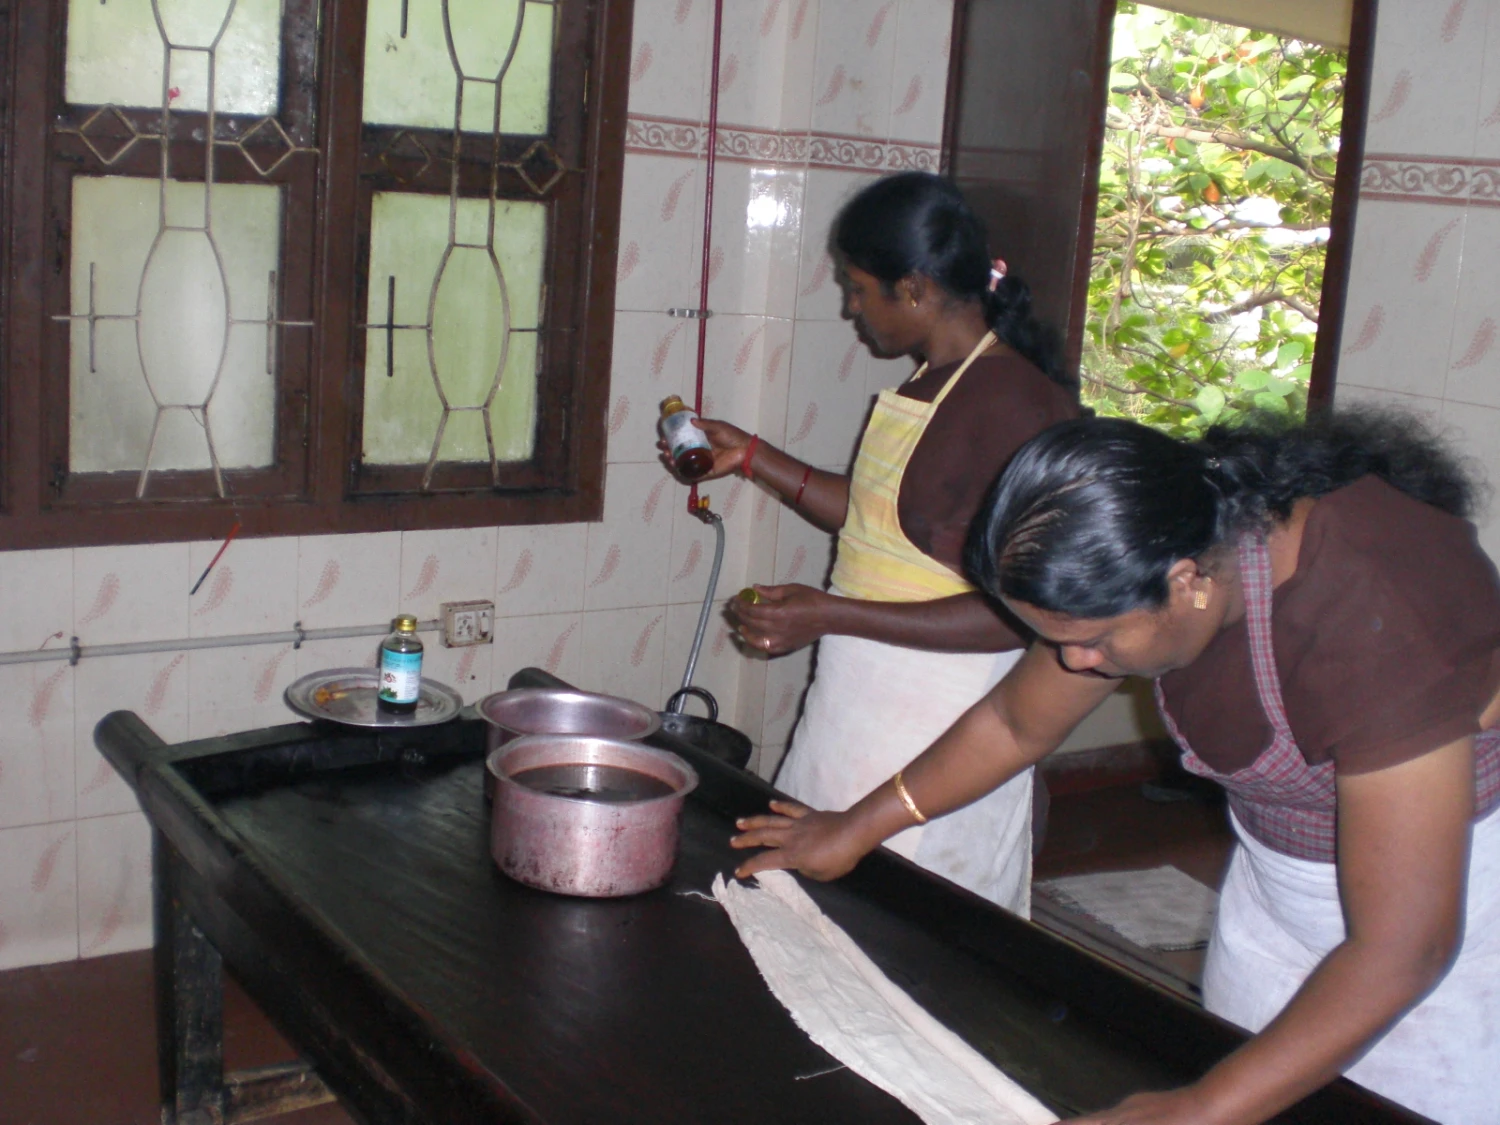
{"left": 69, "top": 636, "right": 82, "bottom": 667}
{"left": 292, "top": 621, "right": 307, "bottom": 650}
{"left": 666, "top": 307, "right": 713, "bottom": 319}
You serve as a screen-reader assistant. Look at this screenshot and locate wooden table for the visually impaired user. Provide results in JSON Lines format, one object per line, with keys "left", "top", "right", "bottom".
{"left": 94, "top": 668, "right": 1429, "bottom": 1125}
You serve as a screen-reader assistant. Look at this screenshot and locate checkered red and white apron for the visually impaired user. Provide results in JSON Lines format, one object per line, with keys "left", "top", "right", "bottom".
{"left": 1153, "top": 532, "right": 1500, "bottom": 1123}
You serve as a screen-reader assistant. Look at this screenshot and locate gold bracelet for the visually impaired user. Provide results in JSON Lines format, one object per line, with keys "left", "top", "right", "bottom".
{"left": 892, "top": 769, "right": 928, "bottom": 825}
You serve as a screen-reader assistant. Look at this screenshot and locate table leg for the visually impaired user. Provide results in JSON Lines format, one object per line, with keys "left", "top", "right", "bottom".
{"left": 155, "top": 833, "right": 227, "bottom": 1125}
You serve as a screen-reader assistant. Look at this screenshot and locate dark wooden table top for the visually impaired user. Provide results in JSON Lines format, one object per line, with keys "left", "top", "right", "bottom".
{"left": 95, "top": 668, "right": 1428, "bottom": 1125}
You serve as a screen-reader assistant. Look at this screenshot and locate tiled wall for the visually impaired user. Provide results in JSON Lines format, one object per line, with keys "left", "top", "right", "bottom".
{"left": 5, "top": 0, "right": 1497, "bottom": 973}
{"left": 0, "top": 0, "right": 956, "bottom": 970}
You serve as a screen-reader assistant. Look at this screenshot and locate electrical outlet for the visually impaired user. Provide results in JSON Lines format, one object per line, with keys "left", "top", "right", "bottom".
{"left": 440, "top": 600, "right": 494, "bottom": 648}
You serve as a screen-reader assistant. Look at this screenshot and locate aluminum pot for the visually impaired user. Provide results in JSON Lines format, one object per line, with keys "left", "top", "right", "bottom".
{"left": 477, "top": 688, "right": 660, "bottom": 801}
{"left": 487, "top": 734, "right": 698, "bottom": 897}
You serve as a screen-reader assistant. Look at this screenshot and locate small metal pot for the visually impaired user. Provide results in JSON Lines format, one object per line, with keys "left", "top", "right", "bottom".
{"left": 488, "top": 734, "right": 698, "bottom": 897}
{"left": 477, "top": 688, "right": 661, "bottom": 801}
{"left": 658, "top": 687, "right": 752, "bottom": 770}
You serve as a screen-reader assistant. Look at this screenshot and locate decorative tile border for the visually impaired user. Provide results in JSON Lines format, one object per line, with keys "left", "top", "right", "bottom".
{"left": 625, "top": 113, "right": 940, "bottom": 174}
{"left": 1361, "top": 153, "right": 1500, "bottom": 209}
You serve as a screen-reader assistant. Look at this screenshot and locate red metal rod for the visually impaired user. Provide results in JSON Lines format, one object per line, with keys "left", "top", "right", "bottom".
{"left": 688, "top": 0, "right": 726, "bottom": 514}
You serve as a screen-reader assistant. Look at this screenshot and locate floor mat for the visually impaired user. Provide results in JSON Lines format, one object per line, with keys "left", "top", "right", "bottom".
{"left": 1036, "top": 865, "right": 1218, "bottom": 951}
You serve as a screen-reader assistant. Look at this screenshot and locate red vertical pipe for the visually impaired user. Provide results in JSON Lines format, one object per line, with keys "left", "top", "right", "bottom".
{"left": 688, "top": 0, "right": 726, "bottom": 512}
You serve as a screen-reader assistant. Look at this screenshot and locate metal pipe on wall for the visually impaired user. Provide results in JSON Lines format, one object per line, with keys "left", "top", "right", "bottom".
{"left": 0, "top": 619, "right": 441, "bottom": 668}
{"left": 686, "top": 0, "right": 726, "bottom": 513}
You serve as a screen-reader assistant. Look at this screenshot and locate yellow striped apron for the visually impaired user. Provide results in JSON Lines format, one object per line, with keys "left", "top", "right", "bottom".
{"left": 829, "top": 331, "right": 997, "bottom": 601}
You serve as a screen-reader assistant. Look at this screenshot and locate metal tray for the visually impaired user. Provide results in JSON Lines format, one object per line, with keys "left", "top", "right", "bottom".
{"left": 284, "top": 667, "right": 463, "bottom": 728}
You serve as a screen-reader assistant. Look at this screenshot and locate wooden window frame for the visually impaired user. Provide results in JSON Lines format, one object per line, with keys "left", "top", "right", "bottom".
{"left": 0, "top": 0, "right": 633, "bottom": 550}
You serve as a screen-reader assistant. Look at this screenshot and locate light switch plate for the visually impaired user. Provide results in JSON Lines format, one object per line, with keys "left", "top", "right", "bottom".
{"left": 440, "top": 600, "right": 494, "bottom": 647}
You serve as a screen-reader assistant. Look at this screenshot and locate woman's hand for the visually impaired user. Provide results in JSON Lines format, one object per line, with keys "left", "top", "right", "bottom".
{"left": 727, "top": 584, "right": 837, "bottom": 655}
{"left": 657, "top": 417, "right": 754, "bottom": 482}
{"left": 730, "top": 799, "right": 875, "bottom": 881}
{"left": 1064, "top": 1086, "right": 1219, "bottom": 1125}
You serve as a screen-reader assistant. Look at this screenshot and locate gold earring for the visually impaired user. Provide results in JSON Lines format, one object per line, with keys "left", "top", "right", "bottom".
{"left": 909, "top": 295, "right": 919, "bottom": 308}
{"left": 1192, "top": 589, "right": 1209, "bottom": 610}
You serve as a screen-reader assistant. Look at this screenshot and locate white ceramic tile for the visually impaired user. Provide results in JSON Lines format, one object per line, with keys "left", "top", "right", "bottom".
{"left": 1365, "top": 0, "right": 1488, "bottom": 158}
{"left": 732, "top": 641, "right": 769, "bottom": 745}
{"left": 73, "top": 652, "right": 188, "bottom": 819}
{"left": 760, "top": 643, "right": 814, "bottom": 748}
{"left": 794, "top": 168, "right": 880, "bottom": 321}
{"left": 888, "top": 0, "right": 952, "bottom": 145}
{"left": 0, "top": 550, "right": 73, "bottom": 653}
{"left": 1475, "top": 0, "right": 1500, "bottom": 159}
{"left": 765, "top": 171, "right": 808, "bottom": 321}
{"left": 777, "top": 0, "right": 821, "bottom": 134}
{"left": 753, "top": 317, "right": 796, "bottom": 444}
{"left": 294, "top": 635, "right": 383, "bottom": 679}
{"left": 577, "top": 606, "right": 669, "bottom": 707}
{"left": 1440, "top": 398, "right": 1500, "bottom": 563}
{"left": 808, "top": 0, "right": 898, "bottom": 140}
{"left": 493, "top": 522, "right": 589, "bottom": 618}
{"left": 1330, "top": 383, "right": 1445, "bottom": 422}
{"left": 399, "top": 527, "right": 499, "bottom": 624}
{"left": 743, "top": 480, "right": 785, "bottom": 590}
{"left": 73, "top": 542, "right": 191, "bottom": 646}
{"left": 0, "top": 823, "right": 78, "bottom": 970}
{"left": 607, "top": 310, "right": 694, "bottom": 466}
{"left": 783, "top": 319, "right": 878, "bottom": 470}
{"left": 715, "top": 0, "right": 792, "bottom": 131}
{"left": 296, "top": 532, "right": 403, "bottom": 630}
{"left": 583, "top": 463, "right": 676, "bottom": 611}
{"left": 1336, "top": 201, "right": 1464, "bottom": 398}
{"left": 1442, "top": 205, "right": 1500, "bottom": 408}
{"left": 770, "top": 501, "right": 838, "bottom": 591}
{"left": 625, "top": 0, "right": 714, "bottom": 122}
{"left": 0, "top": 664, "right": 76, "bottom": 828}
{"left": 421, "top": 640, "right": 494, "bottom": 705}
{"left": 667, "top": 481, "right": 752, "bottom": 613}
{"left": 492, "top": 611, "right": 585, "bottom": 688}
{"left": 662, "top": 600, "right": 742, "bottom": 723}
{"left": 700, "top": 313, "right": 777, "bottom": 428}
{"left": 77, "top": 810, "right": 153, "bottom": 958}
{"left": 706, "top": 164, "right": 776, "bottom": 317}
{"left": 186, "top": 643, "right": 297, "bottom": 739}
{"left": 187, "top": 535, "right": 299, "bottom": 638}
{"left": 615, "top": 154, "right": 707, "bottom": 315}
{"left": 754, "top": 740, "right": 789, "bottom": 783}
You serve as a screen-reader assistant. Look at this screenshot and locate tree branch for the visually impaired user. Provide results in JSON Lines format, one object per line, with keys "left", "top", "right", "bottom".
{"left": 1202, "top": 288, "right": 1319, "bottom": 323}
{"left": 1104, "top": 114, "right": 1336, "bottom": 185}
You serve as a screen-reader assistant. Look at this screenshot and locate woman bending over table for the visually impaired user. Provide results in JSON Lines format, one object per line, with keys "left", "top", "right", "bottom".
{"left": 732, "top": 410, "right": 1500, "bottom": 1125}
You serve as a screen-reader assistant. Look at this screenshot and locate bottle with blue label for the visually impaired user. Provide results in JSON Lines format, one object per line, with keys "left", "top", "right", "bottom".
{"left": 378, "top": 614, "right": 423, "bottom": 713}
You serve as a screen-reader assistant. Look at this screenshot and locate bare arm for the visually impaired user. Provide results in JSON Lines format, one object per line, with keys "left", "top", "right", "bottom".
{"left": 730, "top": 586, "right": 1027, "bottom": 655}
{"left": 1070, "top": 739, "right": 1474, "bottom": 1125}
{"left": 678, "top": 419, "right": 849, "bottom": 533}
{"left": 731, "top": 643, "right": 1119, "bottom": 879}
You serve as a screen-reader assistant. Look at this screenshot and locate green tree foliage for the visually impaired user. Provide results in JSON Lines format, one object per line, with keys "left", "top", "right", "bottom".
{"left": 1084, "top": 4, "right": 1344, "bottom": 436}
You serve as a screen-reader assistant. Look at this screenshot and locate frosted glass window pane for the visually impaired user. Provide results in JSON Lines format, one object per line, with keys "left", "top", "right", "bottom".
{"left": 65, "top": 0, "right": 282, "bottom": 115}
{"left": 362, "top": 193, "right": 545, "bottom": 467}
{"left": 69, "top": 176, "right": 283, "bottom": 474}
{"left": 362, "top": 0, "right": 553, "bottom": 135}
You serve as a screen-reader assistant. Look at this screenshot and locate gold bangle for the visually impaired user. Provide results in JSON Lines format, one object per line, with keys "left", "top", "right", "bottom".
{"left": 892, "top": 770, "right": 928, "bottom": 825}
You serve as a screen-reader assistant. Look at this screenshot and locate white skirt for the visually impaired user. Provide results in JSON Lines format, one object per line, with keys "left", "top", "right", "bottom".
{"left": 1205, "top": 806, "right": 1500, "bottom": 1123}
{"left": 773, "top": 630, "right": 1032, "bottom": 916}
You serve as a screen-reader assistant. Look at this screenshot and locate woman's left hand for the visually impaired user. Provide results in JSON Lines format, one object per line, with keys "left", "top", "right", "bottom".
{"left": 727, "top": 583, "right": 838, "bottom": 655}
{"left": 1063, "top": 1086, "right": 1218, "bottom": 1125}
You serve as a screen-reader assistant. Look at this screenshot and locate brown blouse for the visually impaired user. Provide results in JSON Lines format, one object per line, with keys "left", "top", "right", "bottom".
{"left": 1159, "top": 476, "right": 1500, "bottom": 775}
{"left": 893, "top": 351, "right": 1079, "bottom": 569}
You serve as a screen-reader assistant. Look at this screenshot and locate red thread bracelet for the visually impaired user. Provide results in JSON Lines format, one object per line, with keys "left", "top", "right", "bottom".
{"left": 742, "top": 434, "right": 761, "bottom": 480}
{"left": 793, "top": 465, "right": 813, "bottom": 507}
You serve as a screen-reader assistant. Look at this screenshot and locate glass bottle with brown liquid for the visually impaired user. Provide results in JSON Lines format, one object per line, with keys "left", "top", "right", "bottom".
{"left": 659, "top": 395, "right": 714, "bottom": 480}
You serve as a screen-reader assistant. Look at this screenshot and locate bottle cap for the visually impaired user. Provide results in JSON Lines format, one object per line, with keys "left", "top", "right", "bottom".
{"left": 393, "top": 613, "right": 418, "bottom": 632}
{"left": 661, "top": 394, "right": 684, "bottom": 410}
{"left": 737, "top": 588, "right": 761, "bottom": 604}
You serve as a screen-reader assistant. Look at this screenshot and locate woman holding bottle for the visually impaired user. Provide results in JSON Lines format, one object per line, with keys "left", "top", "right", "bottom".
{"left": 668, "top": 171, "right": 1079, "bottom": 913}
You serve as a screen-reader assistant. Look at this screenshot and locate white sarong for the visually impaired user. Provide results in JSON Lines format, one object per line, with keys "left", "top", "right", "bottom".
{"left": 1205, "top": 807, "right": 1500, "bottom": 1123}
{"left": 774, "top": 629, "right": 1032, "bottom": 916}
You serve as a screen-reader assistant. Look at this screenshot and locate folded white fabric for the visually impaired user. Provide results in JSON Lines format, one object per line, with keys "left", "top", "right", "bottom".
{"left": 1037, "top": 865, "right": 1219, "bottom": 951}
{"left": 712, "top": 870, "right": 1056, "bottom": 1125}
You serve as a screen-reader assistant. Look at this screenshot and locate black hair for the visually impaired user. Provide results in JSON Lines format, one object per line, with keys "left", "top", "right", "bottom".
{"left": 965, "top": 407, "right": 1479, "bottom": 619}
{"left": 829, "top": 171, "right": 1071, "bottom": 391}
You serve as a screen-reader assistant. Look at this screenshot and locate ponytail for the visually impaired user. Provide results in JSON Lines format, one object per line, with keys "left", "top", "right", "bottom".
{"left": 966, "top": 408, "right": 1478, "bottom": 618}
